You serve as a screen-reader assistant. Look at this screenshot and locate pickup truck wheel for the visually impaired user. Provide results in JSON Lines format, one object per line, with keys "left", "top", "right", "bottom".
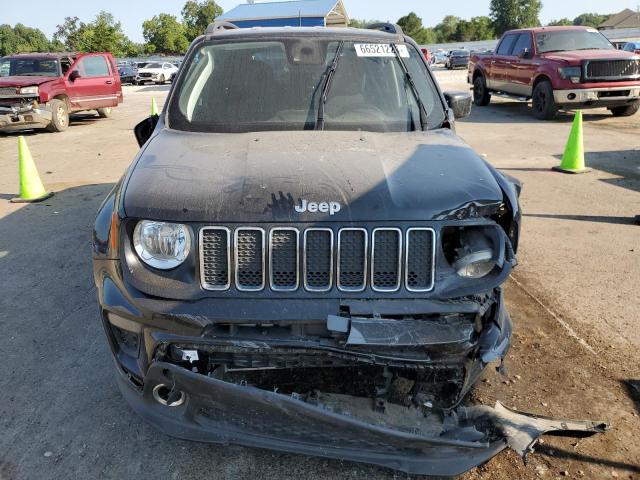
{"left": 473, "top": 75, "right": 491, "bottom": 106}
{"left": 532, "top": 81, "right": 558, "bottom": 120}
{"left": 97, "top": 107, "right": 112, "bottom": 118}
{"left": 609, "top": 102, "right": 640, "bottom": 117}
{"left": 46, "top": 99, "right": 69, "bottom": 132}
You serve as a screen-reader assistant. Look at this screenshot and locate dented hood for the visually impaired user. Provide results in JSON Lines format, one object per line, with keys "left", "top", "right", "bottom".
{"left": 123, "top": 128, "right": 503, "bottom": 222}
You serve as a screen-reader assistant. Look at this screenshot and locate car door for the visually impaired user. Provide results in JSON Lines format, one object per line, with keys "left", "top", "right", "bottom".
{"left": 507, "top": 32, "right": 537, "bottom": 97}
{"left": 488, "top": 33, "right": 518, "bottom": 91}
{"left": 66, "top": 54, "right": 118, "bottom": 110}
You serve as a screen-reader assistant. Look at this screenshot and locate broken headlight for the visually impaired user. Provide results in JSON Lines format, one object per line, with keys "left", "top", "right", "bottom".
{"left": 444, "top": 227, "right": 499, "bottom": 279}
{"left": 133, "top": 220, "right": 191, "bottom": 270}
{"left": 558, "top": 67, "right": 582, "bottom": 84}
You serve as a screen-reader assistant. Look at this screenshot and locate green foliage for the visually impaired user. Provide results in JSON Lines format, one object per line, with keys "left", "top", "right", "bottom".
{"left": 182, "top": 0, "right": 223, "bottom": 42}
{"left": 490, "top": 0, "right": 542, "bottom": 35}
{"left": 547, "top": 18, "right": 573, "bottom": 26}
{"left": 573, "top": 13, "right": 611, "bottom": 28}
{"left": 143, "top": 14, "right": 189, "bottom": 55}
{"left": 396, "top": 13, "right": 495, "bottom": 44}
{"left": 349, "top": 19, "right": 382, "bottom": 29}
{"left": 53, "top": 12, "right": 133, "bottom": 57}
{"left": 0, "top": 23, "right": 52, "bottom": 56}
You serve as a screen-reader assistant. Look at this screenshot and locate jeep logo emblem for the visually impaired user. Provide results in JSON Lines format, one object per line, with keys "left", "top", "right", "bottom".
{"left": 295, "top": 199, "right": 342, "bottom": 216}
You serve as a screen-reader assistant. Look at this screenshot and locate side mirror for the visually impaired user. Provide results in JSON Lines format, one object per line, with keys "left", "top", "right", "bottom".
{"left": 134, "top": 115, "right": 159, "bottom": 148}
{"left": 69, "top": 70, "right": 80, "bottom": 81}
{"left": 444, "top": 91, "right": 472, "bottom": 119}
{"left": 518, "top": 48, "right": 532, "bottom": 59}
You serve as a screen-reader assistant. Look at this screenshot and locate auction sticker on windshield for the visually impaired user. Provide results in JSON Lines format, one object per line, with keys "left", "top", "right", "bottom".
{"left": 354, "top": 44, "right": 410, "bottom": 58}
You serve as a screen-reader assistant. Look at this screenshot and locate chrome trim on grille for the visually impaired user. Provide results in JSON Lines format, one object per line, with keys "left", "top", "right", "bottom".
{"left": 303, "top": 228, "right": 334, "bottom": 293}
{"left": 337, "top": 228, "right": 368, "bottom": 292}
{"left": 199, "top": 227, "right": 231, "bottom": 291}
{"left": 269, "top": 228, "right": 300, "bottom": 292}
{"left": 371, "top": 228, "right": 402, "bottom": 293}
{"left": 405, "top": 227, "right": 436, "bottom": 293}
{"left": 234, "top": 227, "right": 266, "bottom": 292}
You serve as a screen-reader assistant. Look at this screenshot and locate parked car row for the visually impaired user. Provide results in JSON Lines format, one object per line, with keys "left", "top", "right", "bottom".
{"left": 116, "top": 60, "right": 182, "bottom": 85}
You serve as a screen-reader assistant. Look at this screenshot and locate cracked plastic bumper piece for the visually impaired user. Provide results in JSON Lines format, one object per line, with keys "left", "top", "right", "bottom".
{"left": 0, "top": 105, "right": 52, "bottom": 131}
{"left": 118, "top": 362, "right": 608, "bottom": 477}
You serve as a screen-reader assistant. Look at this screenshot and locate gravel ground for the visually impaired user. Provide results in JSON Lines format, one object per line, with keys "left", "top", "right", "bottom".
{"left": 0, "top": 74, "right": 638, "bottom": 479}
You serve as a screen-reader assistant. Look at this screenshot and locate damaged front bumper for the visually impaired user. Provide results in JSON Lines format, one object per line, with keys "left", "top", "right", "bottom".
{"left": 0, "top": 103, "right": 52, "bottom": 131}
{"left": 118, "top": 361, "right": 607, "bottom": 477}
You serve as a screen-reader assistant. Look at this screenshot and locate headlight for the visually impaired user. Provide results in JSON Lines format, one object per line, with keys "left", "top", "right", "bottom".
{"left": 133, "top": 220, "right": 191, "bottom": 270}
{"left": 445, "top": 227, "right": 497, "bottom": 279}
{"left": 558, "top": 67, "right": 582, "bottom": 84}
{"left": 454, "top": 250, "right": 495, "bottom": 278}
{"left": 19, "top": 86, "right": 39, "bottom": 95}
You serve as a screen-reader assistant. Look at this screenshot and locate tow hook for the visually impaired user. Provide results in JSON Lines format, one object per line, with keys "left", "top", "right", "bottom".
{"left": 152, "top": 384, "right": 186, "bottom": 407}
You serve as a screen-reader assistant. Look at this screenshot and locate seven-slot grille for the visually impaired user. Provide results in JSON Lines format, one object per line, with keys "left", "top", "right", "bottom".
{"left": 584, "top": 59, "right": 640, "bottom": 81}
{"left": 200, "top": 227, "right": 435, "bottom": 293}
{"left": 0, "top": 87, "right": 18, "bottom": 97}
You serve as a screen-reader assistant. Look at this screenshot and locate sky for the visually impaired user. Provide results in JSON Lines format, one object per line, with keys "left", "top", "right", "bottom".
{"left": 3, "top": 0, "right": 636, "bottom": 43}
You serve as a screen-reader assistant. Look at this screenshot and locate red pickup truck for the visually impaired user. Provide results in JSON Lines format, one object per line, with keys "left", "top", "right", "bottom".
{"left": 468, "top": 26, "right": 640, "bottom": 119}
{"left": 0, "top": 52, "right": 123, "bottom": 132}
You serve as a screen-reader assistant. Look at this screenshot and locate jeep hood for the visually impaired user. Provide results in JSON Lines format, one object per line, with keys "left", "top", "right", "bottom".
{"left": 0, "top": 76, "right": 58, "bottom": 88}
{"left": 123, "top": 129, "right": 504, "bottom": 223}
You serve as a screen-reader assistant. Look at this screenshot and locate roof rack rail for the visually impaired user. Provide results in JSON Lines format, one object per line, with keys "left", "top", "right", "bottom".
{"left": 366, "top": 23, "right": 404, "bottom": 35}
{"left": 206, "top": 21, "right": 239, "bottom": 34}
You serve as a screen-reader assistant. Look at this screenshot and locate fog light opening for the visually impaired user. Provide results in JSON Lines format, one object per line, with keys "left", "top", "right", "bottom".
{"left": 567, "top": 93, "right": 577, "bottom": 101}
{"left": 152, "top": 384, "right": 185, "bottom": 407}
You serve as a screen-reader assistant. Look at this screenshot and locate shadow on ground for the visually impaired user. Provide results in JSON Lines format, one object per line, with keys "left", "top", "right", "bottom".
{"left": 460, "top": 101, "right": 615, "bottom": 125}
{"left": 523, "top": 213, "right": 636, "bottom": 226}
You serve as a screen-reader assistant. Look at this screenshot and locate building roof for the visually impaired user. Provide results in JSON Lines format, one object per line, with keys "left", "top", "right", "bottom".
{"left": 218, "top": 0, "right": 347, "bottom": 22}
{"left": 600, "top": 8, "right": 640, "bottom": 29}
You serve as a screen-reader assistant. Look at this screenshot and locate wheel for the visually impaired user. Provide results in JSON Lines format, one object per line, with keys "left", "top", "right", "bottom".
{"left": 156, "top": 74, "right": 165, "bottom": 85}
{"left": 97, "top": 107, "right": 112, "bottom": 118}
{"left": 609, "top": 102, "right": 640, "bottom": 117}
{"left": 473, "top": 75, "right": 491, "bottom": 106}
{"left": 46, "top": 99, "right": 69, "bottom": 132}
{"left": 531, "top": 80, "right": 558, "bottom": 120}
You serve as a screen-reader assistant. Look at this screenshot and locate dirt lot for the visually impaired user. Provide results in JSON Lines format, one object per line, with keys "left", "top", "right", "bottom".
{"left": 0, "top": 72, "right": 639, "bottom": 480}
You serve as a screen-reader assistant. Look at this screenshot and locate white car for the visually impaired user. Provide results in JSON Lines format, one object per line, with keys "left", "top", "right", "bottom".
{"left": 136, "top": 62, "right": 179, "bottom": 85}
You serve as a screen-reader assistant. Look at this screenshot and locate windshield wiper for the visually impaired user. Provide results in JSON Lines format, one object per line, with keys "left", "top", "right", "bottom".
{"left": 391, "top": 44, "right": 428, "bottom": 131}
{"left": 316, "top": 40, "right": 345, "bottom": 130}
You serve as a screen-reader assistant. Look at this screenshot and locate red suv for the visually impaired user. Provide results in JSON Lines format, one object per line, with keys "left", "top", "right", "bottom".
{"left": 469, "top": 27, "right": 640, "bottom": 119}
{"left": 0, "top": 52, "right": 123, "bottom": 132}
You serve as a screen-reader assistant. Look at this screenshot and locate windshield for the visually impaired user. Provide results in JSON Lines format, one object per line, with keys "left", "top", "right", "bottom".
{"left": 536, "top": 30, "right": 614, "bottom": 53}
{"left": 145, "top": 63, "right": 162, "bottom": 69}
{"left": 0, "top": 57, "right": 60, "bottom": 77}
{"left": 451, "top": 50, "right": 470, "bottom": 57}
{"left": 170, "top": 38, "right": 445, "bottom": 133}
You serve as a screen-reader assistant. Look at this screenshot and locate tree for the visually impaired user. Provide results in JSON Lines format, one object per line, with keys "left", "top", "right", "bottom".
{"left": 573, "top": 13, "right": 611, "bottom": 28}
{"left": 54, "top": 16, "right": 85, "bottom": 51}
{"left": 397, "top": 12, "right": 425, "bottom": 40}
{"left": 54, "top": 12, "right": 133, "bottom": 57}
{"left": 547, "top": 18, "right": 573, "bottom": 26}
{"left": 434, "top": 16, "right": 461, "bottom": 42}
{"left": 0, "top": 23, "right": 52, "bottom": 56}
{"left": 349, "top": 19, "right": 381, "bottom": 29}
{"left": 182, "top": 0, "right": 223, "bottom": 41}
{"left": 77, "top": 12, "right": 129, "bottom": 56}
{"left": 490, "top": 0, "right": 542, "bottom": 36}
{"left": 452, "top": 16, "right": 495, "bottom": 42}
{"left": 143, "top": 14, "right": 189, "bottom": 54}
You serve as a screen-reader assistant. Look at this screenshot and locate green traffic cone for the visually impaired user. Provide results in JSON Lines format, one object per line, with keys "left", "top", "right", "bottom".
{"left": 151, "top": 98, "right": 159, "bottom": 116}
{"left": 552, "top": 111, "right": 591, "bottom": 174}
{"left": 11, "top": 136, "right": 53, "bottom": 203}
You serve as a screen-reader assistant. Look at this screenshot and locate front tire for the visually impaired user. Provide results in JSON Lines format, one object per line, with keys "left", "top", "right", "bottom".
{"left": 156, "top": 74, "right": 165, "bottom": 85}
{"left": 532, "top": 80, "right": 558, "bottom": 120}
{"left": 46, "top": 99, "right": 69, "bottom": 132}
{"left": 97, "top": 107, "right": 112, "bottom": 118}
{"left": 609, "top": 102, "right": 640, "bottom": 117}
{"left": 473, "top": 75, "right": 491, "bottom": 106}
